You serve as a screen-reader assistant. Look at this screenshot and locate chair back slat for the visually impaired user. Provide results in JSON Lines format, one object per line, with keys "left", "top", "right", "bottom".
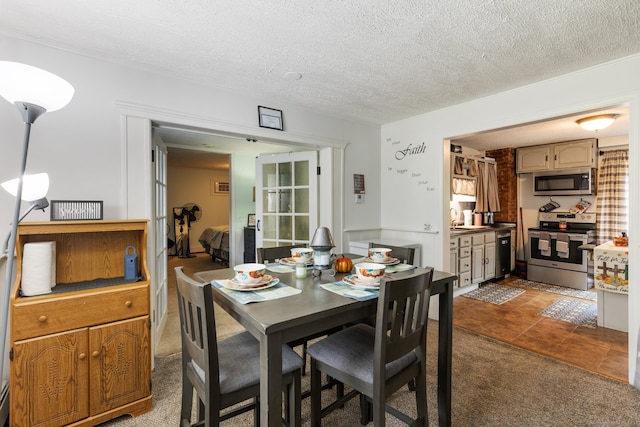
{"left": 175, "top": 266, "right": 220, "bottom": 394}
{"left": 256, "top": 245, "right": 304, "bottom": 263}
{"left": 377, "top": 268, "right": 433, "bottom": 364}
{"left": 368, "top": 242, "right": 416, "bottom": 265}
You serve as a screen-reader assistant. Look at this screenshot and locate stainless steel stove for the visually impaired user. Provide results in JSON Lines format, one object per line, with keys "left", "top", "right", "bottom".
{"left": 527, "top": 212, "right": 596, "bottom": 290}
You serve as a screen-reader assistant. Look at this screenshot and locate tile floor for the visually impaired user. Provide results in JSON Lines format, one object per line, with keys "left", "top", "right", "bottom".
{"left": 453, "top": 276, "right": 628, "bottom": 382}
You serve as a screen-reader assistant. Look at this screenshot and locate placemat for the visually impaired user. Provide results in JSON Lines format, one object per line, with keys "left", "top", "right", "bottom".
{"left": 321, "top": 281, "right": 379, "bottom": 301}
{"left": 212, "top": 280, "right": 301, "bottom": 304}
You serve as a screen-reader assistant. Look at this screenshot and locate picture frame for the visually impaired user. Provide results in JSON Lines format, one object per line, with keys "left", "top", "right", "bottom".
{"left": 50, "top": 200, "right": 103, "bottom": 221}
{"left": 247, "top": 214, "right": 257, "bottom": 227}
{"left": 258, "top": 106, "right": 283, "bottom": 131}
{"left": 211, "top": 180, "right": 230, "bottom": 194}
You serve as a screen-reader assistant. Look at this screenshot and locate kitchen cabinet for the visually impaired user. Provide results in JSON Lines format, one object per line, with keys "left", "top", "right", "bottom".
{"left": 450, "top": 235, "right": 472, "bottom": 288}
{"left": 516, "top": 138, "right": 597, "bottom": 173}
{"left": 10, "top": 220, "right": 152, "bottom": 427}
{"left": 471, "top": 232, "right": 496, "bottom": 284}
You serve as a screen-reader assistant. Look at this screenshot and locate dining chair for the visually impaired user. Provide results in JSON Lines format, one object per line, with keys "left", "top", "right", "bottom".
{"left": 367, "top": 242, "right": 415, "bottom": 265}
{"left": 307, "top": 268, "right": 434, "bottom": 426}
{"left": 175, "top": 266, "right": 304, "bottom": 426}
{"left": 256, "top": 244, "right": 302, "bottom": 263}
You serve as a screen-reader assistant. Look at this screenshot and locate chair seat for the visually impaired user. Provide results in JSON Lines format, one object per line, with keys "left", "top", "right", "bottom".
{"left": 307, "top": 323, "right": 417, "bottom": 385}
{"left": 192, "top": 330, "right": 304, "bottom": 395}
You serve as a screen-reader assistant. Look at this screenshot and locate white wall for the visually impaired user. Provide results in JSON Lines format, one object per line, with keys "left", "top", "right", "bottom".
{"left": 382, "top": 54, "right": 640, "bottom": 385}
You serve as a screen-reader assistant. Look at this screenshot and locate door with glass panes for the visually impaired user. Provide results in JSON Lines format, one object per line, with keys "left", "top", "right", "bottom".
{"left": 255, "top": 151, "right": 318, "bottom": 250}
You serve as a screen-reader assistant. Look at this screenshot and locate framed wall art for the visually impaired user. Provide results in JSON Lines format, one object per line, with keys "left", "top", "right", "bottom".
{"left": 50, "top": 200, "right": 103, "bottom": 221}
{"left": 258, "top": 106, "right": 283, "bottom": 131}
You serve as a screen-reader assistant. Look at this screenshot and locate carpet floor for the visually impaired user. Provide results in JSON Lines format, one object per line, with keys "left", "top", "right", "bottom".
{"left": 101, "top": 323, "right": 640, "bottom": 426}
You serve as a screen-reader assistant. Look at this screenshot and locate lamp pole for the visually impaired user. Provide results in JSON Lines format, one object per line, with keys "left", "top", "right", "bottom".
{"left": 0, "top": 102, "right": 43, "bottom": 390}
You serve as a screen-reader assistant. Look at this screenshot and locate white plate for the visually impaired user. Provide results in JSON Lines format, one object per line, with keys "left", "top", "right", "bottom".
{"left": 363, "top": 257, "right": 400, "bottom": 265}
{"left": 343, "top": 274, "right": 380, "bottom": 289}
{"left": 279, "top": 257, "right": 313, "bottom": 266}
{"left": 223, "top": 276, "right": 280, "bottom": 291}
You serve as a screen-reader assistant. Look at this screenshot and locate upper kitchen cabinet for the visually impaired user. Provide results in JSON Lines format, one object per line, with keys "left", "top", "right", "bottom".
{"left": 516, "top": 138, "right": 597, "bottom": 173}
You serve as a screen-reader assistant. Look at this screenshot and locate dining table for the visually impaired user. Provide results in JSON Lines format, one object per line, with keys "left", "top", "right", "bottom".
{"left": 194, "top": 259, "right": 455, "bottom": 427}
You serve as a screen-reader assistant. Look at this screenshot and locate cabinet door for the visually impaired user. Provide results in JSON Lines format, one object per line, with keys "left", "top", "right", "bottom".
{"left": 471, "top": 244, "right": 485, "bottom": 284}
{"left": 11, "top": 329, "right": 89, "bottom": 427}
{"left": 449, "top": 249, "right": 458, "bottom": 287}
{"left": 516, "top": 145, "right": 551, "bottom": 173}
{"left": 553, "top": 140, "right": 596, "bottom": 169}
{"left": 484, "top": 242, "right": 496, "bottom": 281}
{"left": 89, "top": 316, "right": 151, "bottom": 415}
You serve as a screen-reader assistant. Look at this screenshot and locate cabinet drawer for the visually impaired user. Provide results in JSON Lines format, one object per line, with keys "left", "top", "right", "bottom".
{"left": 472, "top": 234, "right": 485, "bottom": 246}
{"left": 459, "top": 247, "right": 472, "bottom": 258}
{"left": 458, "top": 256, "right": 471, "bottom": 273}
{"left": 449, "top": 238, "right": 458, "bottom": 249}
{"left": 459, "top": 236, "right": 472, "bottom": 247}
{"left": 459, "top": 272, "right": 472, "bottom": 287}
{"left": 485, "top": 232, "right": 496, "bottom": 243}
{"left": 12, "top": 284, "right": 149, "bottom": 341}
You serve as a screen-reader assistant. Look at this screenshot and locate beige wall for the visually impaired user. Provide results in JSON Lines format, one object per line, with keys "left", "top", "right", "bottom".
{"left": 167, "top": 165, "right": 230, "bottom": 253}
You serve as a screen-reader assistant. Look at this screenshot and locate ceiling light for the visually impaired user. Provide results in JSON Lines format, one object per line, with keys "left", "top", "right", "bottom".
{"left": 576, "top": 114, "right": 620, "bottom": 132}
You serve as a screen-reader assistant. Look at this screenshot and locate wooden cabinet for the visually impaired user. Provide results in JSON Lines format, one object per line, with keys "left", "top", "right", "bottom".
{"left": 471, "top": 232, "right": 495, "bottom": 284}
{"left": 516, "top": 139, "right": 597, "bottom": 173}
{"left": 10, "top": 220, "right": 152, "bottom": 427}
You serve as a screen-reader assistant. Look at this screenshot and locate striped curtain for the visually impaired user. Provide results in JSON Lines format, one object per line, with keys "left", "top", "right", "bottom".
{"left": 596, "top": 149, "right": 629, "bottom": 244}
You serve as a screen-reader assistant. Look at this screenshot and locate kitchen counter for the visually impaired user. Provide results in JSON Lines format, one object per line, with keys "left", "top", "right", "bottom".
{"left": 450, "top": 223, "right": 516, "bottom": 236}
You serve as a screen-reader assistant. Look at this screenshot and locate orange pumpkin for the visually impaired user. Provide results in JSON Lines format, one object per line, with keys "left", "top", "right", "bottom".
{"left": 334, "top": 255, "right": 353, "bottom": 273}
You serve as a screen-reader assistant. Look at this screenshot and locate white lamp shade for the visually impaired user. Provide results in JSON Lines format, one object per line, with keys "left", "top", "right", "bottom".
{"left": 576, "top": 114, "right": 619, "bottom": 132}
{"left": 1, "top": 173, "right": 49, "bottom": 201}
{"left": 0, "top": 61, "right": 74, "bottom": 112}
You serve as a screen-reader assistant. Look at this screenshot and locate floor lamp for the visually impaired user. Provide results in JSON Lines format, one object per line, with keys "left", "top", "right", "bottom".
{"left": 0, "top": 62, "right": 74, "bottom": 408}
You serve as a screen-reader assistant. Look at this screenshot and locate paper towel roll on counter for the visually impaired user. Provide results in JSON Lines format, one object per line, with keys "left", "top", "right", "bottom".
{"left": 21, "top": 241, "right": 56, "bottom": 296}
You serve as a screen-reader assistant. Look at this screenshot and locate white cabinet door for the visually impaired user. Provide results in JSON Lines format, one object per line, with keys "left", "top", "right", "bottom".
{"left": 471, "top": 244, "right": 485, "bottom": 284}
{"left": 516, "top": 145, "right": 551, "bottom": 173}
{"left": 484, "top": 241, "right": 496, "bottom": 281}
{"left": 553, "top": 139, "right": 597, "bottom": 169}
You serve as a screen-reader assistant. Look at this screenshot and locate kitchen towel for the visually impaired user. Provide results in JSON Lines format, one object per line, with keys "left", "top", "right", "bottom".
{"left": 538, "top": 232, "right": 551, "bottom": 256}
{"left": 21, "top": 241, "right": 56, "bottom": 296}
{"left": 556, "top": 233, "right": 570, "bottom": 258}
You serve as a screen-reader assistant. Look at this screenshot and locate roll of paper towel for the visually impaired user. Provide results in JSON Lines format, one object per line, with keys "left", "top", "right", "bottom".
{"left": 21, "top": 241, "right": 56, "bottom": 296}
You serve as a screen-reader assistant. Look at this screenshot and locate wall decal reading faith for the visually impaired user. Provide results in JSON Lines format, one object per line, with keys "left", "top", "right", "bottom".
{"left": 395, "top": 142, "right": 427, "bottom": 160}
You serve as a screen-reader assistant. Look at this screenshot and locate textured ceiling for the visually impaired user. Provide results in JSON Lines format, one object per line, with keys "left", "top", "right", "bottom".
{"left": 2, "top": 0, "right": 640, "bottom": 129}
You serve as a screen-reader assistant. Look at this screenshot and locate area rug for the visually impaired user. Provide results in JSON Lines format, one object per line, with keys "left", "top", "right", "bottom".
{"left": 511, "top": 278, "right": 597, "bottom": 301}
{"left": 462, "top": 283, "right": 524, "bottom": 305}
{"left": 539, "top": 297, "right": 597, "bottom": 328}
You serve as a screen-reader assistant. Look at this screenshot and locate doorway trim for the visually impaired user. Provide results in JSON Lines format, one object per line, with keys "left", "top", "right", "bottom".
{"left": 117, "top": 101, "right": 348, "bottom": 356}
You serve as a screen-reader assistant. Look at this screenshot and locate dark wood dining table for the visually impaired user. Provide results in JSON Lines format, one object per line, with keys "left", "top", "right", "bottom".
{"left": 195, "top": 263, "right": 455, "bottom": 427}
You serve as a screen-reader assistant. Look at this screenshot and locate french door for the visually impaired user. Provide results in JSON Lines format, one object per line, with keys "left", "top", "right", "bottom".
{"left": 255, "top": 151, "right": 318, "bottom": 249}
{"left": 152, "top": 137, "right": 168, "bottom": 353}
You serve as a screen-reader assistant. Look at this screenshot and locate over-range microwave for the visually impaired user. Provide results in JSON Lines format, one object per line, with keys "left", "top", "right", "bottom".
{"left": 533, "top": 168, "right": 596, "bottom": 196}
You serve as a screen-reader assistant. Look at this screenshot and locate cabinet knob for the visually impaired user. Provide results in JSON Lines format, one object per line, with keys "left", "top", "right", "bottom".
{"left": 38, "top": 315, "right": 47, "bottom": 323}
{"left": 92, "top": 351, "right": 99, "bottom": 358}
{"left": 79, "top": 353, "right": 86, "bottom": 360}
{"left": 125, "top": 300, "right": 132, "bottom": 307}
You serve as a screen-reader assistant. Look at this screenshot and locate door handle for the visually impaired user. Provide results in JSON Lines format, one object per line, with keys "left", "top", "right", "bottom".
{"left": 256, "top": 219, "right": 261, "bottom": 231}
